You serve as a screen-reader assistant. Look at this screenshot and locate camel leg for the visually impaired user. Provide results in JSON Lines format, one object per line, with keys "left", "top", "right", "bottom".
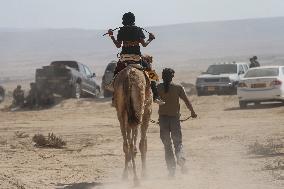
{"left": 133, "top": 127, "right": 138, "bottom": 156}
{"left": 122, "top": 140, "right": 129, "bottom": 180}
{"left": 140, "top": 106, "right": 151, "bottom": 178}
{"left": 119, "top": 111, "right": 130, "bottom": 180}
{"left": 131, "top": 128, "right": 140, "bottom": 186}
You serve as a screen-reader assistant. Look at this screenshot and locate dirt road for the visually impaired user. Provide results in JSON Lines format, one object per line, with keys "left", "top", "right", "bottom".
{"left": 0, "top": 94, "right": 283, "bottom": 189}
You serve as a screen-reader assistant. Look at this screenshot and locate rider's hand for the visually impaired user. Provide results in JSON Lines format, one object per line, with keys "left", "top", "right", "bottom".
{"left": 149, "top": 33, "right": 155, "bottom": 40}
{"left": 191, "top": 111, "right": 197, "bottom": 119}
{"left": 108, "top": 29, "right": 114, "bottom": 36}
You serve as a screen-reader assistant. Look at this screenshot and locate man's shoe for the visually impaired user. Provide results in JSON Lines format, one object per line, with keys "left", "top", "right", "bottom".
{"left": 177, "top": 157, "right": 188, "bottom": 174}
{"left": 111, "top": 97, "right": 115, "bottom": 107}
{"left": 153, "top": 97, "right": 165, "bottom": 105}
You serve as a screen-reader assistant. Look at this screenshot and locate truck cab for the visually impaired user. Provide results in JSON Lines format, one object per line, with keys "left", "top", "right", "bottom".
{"left": 36, "top": 61, "right": 100, "bottom": 99}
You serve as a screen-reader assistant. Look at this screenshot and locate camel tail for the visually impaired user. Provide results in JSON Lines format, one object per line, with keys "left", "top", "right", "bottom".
{"left": 124, "top": 73, "right": 140, "bottom": 127}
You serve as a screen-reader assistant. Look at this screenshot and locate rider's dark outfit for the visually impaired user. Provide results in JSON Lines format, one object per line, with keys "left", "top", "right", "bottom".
{"left": 114, "top": 26, "right": 149, "bottom": 75}
{"left": 117, "top": 26, "right": 145, "bottom": 55}
{"left": 109, "top": 13, "right": 164, "bottom": 104}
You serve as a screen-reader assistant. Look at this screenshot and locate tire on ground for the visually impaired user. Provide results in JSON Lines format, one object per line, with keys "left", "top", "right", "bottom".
{"left": 239, "top": 101, "right": 247, "bottom": 109}
{"left": 72, "top": 83, "right": 81, "bottom": 99}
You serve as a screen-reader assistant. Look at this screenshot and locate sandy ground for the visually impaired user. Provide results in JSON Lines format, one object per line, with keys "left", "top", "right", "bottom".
{"left": 0, "top": 79, "right": 284, "bottom": 189}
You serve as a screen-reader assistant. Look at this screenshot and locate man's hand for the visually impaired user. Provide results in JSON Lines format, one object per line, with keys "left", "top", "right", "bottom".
{"left": 191, "top": 111, "right": 198, "bottom": 118}
{"left": 108, "top": 29, "right": 114, "bottom": 36}
{"left": 149, "top": 33, "right": 155, "bottom": 40}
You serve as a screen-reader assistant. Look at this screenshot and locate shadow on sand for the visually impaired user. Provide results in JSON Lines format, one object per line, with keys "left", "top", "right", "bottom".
{"left": 56, "top": 182, "right": 102, "bottom": 189}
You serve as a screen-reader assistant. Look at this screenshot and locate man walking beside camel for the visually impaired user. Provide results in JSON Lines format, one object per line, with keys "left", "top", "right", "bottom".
{"left": 157, "top": 68, "right": 197, "bottom": 177}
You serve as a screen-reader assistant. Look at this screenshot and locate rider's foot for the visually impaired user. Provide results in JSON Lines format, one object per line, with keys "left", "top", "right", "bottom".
{"left": 154, "top": 97, "right": 165, "bottom": 105}
{"left": 111, "top": 97, "right": 115, "bottom": 107}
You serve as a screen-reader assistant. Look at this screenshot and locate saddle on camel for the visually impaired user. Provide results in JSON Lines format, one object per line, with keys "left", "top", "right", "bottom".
{"left": 105, "top": 12, "right": 163, "bottom": 185}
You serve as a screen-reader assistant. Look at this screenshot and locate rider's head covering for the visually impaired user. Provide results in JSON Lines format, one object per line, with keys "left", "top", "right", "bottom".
{"left": 17, "top": 85, "right": 21, "bottom": 89}
{"left": 162, "top": 68, "right": 175, "bottom": 82}
{"left": 253, "top": 56, "right": 258, "bottom": 60}
{"left": 122, "top": 12, "right": 135, "bottom": 26}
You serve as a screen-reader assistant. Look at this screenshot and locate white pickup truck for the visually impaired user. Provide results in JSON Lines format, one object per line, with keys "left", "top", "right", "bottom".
{"left": 195, "top": 62, "right": 249, "bottom": 96}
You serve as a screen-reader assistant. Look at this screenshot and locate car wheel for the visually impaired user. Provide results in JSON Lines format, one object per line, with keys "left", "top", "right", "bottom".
{"left": 239, "top": 101, "right": 247, "bottom": 109}
{"left": 197, "top": 90, "right": 204, "bottom": 96}
{"left": 72, "top": 83, "right": 81, "bottom": 99}
{"left": 94, "top": 86, "right": 101, "bottom": 97}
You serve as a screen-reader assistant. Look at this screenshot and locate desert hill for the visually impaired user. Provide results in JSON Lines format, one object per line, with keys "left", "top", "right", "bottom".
{"left": 1, "top": 17, "right": 284, "bottom": 81}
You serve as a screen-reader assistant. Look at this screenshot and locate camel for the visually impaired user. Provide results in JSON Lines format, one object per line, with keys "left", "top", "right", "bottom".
{"left": 113, "top": 65, "right": 152, "bottom": 185}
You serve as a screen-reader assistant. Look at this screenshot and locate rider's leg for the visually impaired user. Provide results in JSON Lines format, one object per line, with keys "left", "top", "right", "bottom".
{"left": 141, "top": 61, "right": 165, "bottom": 105}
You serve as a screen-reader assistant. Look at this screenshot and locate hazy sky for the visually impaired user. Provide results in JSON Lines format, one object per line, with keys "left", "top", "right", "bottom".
{"left": 0, "top": 0, "right": 284, "bottom": 29}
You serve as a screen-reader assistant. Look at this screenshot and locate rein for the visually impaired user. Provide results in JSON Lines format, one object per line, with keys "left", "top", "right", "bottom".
{"left": 150, "top": 116, "right": 193, "bottom": 125}
{"left": 103, "top": 27, "right": 151, "bottom": 36}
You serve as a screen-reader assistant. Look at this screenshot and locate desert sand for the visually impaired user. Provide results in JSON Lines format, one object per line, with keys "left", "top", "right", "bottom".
{"left": 0, "top": 73, "right": 283, "bottom": 189}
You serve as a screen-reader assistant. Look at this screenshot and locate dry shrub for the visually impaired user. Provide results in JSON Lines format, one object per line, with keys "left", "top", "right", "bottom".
{"left": 264, "top": 159, "right": 284, "bottom": 181}
{"left": 264, "top": 159, "right": 284, "bottom": 171}
{"left": 15, "top": 131, "right": 29, "bottom": 138}
{"left": 248, "top": 139, "right": 284, "bottom": 156}
{"left": 32, "top": 133, "right": 66, "bottom": 148}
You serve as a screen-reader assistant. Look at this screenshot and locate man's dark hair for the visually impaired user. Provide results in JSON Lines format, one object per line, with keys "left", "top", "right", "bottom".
{"left": 162, "top": 68, "right": 175, "bottom": 93}
{"left": 122, "top": 12, "right": 135, "bottom": 26}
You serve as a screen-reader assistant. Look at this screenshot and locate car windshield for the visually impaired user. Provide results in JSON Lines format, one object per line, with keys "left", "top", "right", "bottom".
{"left": 206, "top": 64, "right": 237, "bottom": 75}
{"left": 105, "top": 63, "right": 116, "bottom": 72}
{"left": 244, "top": 68, "right": 279, "bottom": 78}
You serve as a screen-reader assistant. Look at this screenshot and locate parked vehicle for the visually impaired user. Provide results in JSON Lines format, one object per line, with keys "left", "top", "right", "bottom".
{"left": 35, "top": 61, "right": 100, "bottom": 99}
{"left": 101, "top": 61, "right": 117, "bottom": 97}
{"left": 196, "top": 62, "right": 249, "bottom": 96}
{"left": 0, "top": 85, "right": 5, "bottom": 103}
{"left": 237, "top": 66, "right": 284, "bottom": 108}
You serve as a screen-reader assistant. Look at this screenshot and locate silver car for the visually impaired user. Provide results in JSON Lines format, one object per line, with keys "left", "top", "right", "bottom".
{"left": 238, "top": 66, "right": 284, "bottom": 108}
{"left": 101, "top": 61, "right": 117, "bottom": 97}
{"left": 196, "top": 62, "right": 249, "bottom": 96}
